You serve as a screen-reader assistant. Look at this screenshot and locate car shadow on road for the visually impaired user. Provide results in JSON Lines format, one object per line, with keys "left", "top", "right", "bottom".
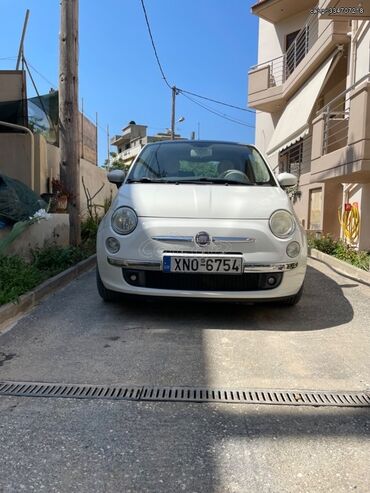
{"left": 115, "top": 265, "right": 354, "bottom": 332}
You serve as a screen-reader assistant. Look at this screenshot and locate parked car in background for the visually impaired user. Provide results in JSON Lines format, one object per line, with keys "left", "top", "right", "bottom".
{"left": 97, "top": 140, "right": 307, "bottom": 305}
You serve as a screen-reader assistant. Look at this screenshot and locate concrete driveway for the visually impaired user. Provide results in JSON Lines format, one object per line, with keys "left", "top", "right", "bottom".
{"left": 0, "top": 258, "right": 369, "bottom": 492}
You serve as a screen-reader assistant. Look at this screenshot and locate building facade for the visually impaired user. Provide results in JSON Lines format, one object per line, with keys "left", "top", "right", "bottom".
{"left": 111, "top": 122, "right": 183, "bottom": 168}
{"left": 248, "top": 0, "right": 370, "bottom": 249}
{"left": 0, "top": 70, "right": 114, "bottom": 213}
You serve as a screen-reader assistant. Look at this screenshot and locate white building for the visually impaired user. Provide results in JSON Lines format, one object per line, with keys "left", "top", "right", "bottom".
{"left": 111, "top": 122, "right": 183, "bottom": 168}
{"left": 248, "top": 0, "right": 370, "bottom": 249}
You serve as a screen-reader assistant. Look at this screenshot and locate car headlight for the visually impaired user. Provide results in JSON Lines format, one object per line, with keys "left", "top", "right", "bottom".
{"left": 111, "top": 206, "right": 138, "bottom": 235}
{"left": 269, "top": 210, "right": 295, "bottom": 238}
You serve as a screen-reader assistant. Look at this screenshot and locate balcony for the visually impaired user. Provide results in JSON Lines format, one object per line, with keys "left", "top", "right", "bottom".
{"left": 310, "top": 74, "right": 370, "bottom": 183}
{"left": 248, "top": 13, "right": 349, "bottom": 111}
{"left": 110, "top": 134, "right": 123, "bottom": 145}
{"left": 251, "top": 0, "right": 316, "bottom": 22}
{"left": 115, "top": 144, "right": 142, "bottom": 163}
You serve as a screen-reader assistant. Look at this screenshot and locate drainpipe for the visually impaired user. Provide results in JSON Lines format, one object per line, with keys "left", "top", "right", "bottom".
{"left": 0, "top": 120, "right": 34, "bottom": 190}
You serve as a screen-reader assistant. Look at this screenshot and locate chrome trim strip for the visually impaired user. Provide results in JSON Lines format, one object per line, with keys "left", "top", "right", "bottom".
{"left": 153, "top": 235, "right": 256, "bottom": 244}
{"left": 152, "top": 236, "right": 194, "bottom": 243}
{"left": 108, "top": 257, "right": 298, "bottom": 273}
{"left": 243, "top": 263, "right": 298, "bottom": 272}
{"left": 108, "top": 258, "right": 161, "bottom": 270}
{"left": 212, "top": 236, "right": 255, "bottom": 243}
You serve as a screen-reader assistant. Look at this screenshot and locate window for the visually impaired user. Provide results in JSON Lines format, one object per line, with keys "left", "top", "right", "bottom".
{"left": 285, "top": 30, "right": 300, "bottom": 51}
{"left": 308, "top": 188, "right": 323, "bottom": 231}
{"left": 279, "top": 140, "right": 303, "bottom": 177}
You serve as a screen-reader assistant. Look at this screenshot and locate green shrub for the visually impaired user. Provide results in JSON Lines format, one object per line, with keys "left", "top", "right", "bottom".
{"left": 31, "top": 245, "right": 87, "bottom": 277}
{"left": 309, "top": 233, "right": 370, "bottom": 271}
{"left": 0, "top": 243, "right": 94, "bottom": 305}
{"left": 0, "top": 255, "right": 44, "bottom": 305}
{"left": 308, "top": 234, "right": 338, "bottom": 255}
{"left": 333, "top": 241, "right": 370, "bottom": 270}
{"left": 81, "top": 215, "right": 100, "bottom": 242}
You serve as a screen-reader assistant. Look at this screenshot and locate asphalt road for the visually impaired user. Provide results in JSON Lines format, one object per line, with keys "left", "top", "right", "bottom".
{"left": 0, "top": 258, "right": 369, "bottom": 492}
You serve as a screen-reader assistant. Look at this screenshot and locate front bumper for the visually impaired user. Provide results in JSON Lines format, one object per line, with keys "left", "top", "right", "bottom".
{"left": 97, "top": 216, "right": 307, "bottom": 300}
{"left": 98, "top": 256, "right": 306, "bottom": 300}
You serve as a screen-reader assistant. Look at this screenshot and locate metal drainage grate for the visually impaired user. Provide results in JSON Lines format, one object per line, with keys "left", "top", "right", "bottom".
{"left": 140, "top": 386, "right": 370, "bottom": 407}
{"left": 0, "top": 382, "right": 142, "bottom": 401}
{"left": 0, "top": 381, "right": 369, "bottom": 408}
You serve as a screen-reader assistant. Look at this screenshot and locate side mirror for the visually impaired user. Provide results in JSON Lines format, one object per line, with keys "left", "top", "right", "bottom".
{"left": 107, "top": 169, "right": 126, "bottom": 188}
{"left": 277, "top": 172, "right": 297, "bottom": 188}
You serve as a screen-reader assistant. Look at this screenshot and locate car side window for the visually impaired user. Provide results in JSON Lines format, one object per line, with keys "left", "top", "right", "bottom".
{"left": 248, "top": 148, "right": 271, "bottom": 183}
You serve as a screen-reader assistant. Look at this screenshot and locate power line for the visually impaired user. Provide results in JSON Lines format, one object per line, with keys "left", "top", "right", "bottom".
{"left": 25, "top": 58, "right": 109, "bottom": 135}
{"left": 26, "top": 61, "right": 57, "bottom": 89}
{"left": 23, "top": 56, "right": 57, "bottom": 134}
{"left": 181, "top": 92, "right": 255, "bottom": 129}
{"left": 139, "top": 0, "right": 172, "bottom": 89}
{"left": 138, "top": 0, "right": 255, "bottom": 120}
{"left": 178, "top": 88, "right": 255, "bottom": 114}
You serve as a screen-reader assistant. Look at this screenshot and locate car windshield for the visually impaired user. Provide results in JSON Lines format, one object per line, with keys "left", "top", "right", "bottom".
{"left": 126, "top": 141, "right": 276, "bottom": 186}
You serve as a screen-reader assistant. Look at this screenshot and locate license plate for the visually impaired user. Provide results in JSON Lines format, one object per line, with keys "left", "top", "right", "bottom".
{"left": 163, "top": 256, "right": 243, "bottom": 274}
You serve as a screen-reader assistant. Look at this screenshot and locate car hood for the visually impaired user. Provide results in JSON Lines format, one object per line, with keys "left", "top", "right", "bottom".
{"left": 116, "top": 184, "right": 291, "bottom": 219}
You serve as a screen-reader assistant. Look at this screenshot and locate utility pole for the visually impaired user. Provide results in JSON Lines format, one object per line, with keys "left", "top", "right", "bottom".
{"left": 59, "top": 0, "right": 80, "bottom": 246}
{"left": 16, "top": 10, "right": 30, "bottom": 127}
{"left": 16, "top": 9, "right": 30, "bottom": 70}
{"left": 171, "top": 86, "right": 177, "bottom": 140}
{"left": 81, "top": 97, "right": 84, "bottom": 158}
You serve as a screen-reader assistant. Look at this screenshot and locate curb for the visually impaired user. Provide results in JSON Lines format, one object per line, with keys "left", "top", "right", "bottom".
{"left": 0, "top": 254, "right": 96, "bottom": 330}
{"left": 309, "top": 248, "right": 370, "bottom": 286}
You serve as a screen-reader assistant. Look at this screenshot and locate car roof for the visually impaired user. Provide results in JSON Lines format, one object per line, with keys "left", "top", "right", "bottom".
{"left": 145, "top": 139, "right": 253, "bottom": 147}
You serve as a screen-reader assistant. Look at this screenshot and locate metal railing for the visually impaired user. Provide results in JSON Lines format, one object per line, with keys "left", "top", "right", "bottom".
{"left": 116, "top": 144, "right": 142, "bottom": 161}
{"left": 322, "top": 73, "right": 370, "bottom": 155}
{"left": 278, "top": 135, "right": 312, "bottom": 177}
{"left": 284, "top": 11, "right": 319, "bottom": 80}
{"left": 249, "top": 9, "right": 319, "bottom": 89}
{"left": 250, "top": 55, "right": 285, "bottom": 88}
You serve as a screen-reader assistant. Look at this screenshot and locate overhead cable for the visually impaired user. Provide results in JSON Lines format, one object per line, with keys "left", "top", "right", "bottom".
{"left": 178, "top": 88, "right": 255, "bottom": 114}
{"left": 139, "top": 0, "right": 172, "bottom": 89}
{"left": 181, "top": 92, "right": 255, "bottom": 129}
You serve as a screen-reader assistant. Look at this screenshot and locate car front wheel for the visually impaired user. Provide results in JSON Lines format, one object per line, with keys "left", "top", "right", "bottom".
{"left": 96, "top": 268, "right": 121, "bottom": 302}
{"left": 282, "top": 284, "right": 304, "bottom": 306}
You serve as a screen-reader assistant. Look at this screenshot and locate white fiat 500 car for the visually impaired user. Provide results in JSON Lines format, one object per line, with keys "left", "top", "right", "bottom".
{"left": 97, "top": 141, "right": 307, "bottom": 305}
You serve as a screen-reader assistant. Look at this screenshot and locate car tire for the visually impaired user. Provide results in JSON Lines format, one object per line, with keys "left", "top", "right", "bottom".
{"left": 282, "top": 284, "right": 304, "bottom": 306}
{"left": 96, "top": 268, "right": 121, "bottom": 302}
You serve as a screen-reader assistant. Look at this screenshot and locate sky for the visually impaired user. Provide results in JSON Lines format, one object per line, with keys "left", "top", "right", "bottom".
{"left": 0, "top": 0, "right": 259, "bottom": 165}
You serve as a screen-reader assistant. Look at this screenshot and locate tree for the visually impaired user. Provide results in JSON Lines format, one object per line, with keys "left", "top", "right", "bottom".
{"left": 103, "top": 152, "right": 128, "bottom": 171}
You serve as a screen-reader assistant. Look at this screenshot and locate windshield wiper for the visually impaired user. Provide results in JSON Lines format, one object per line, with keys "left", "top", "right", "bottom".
{"left": 126, "top": 177, "right": 254, "bottom": 185}
{"left": 177, "top": 178, "right": 254, "bottom": 186}
{"left": 126, "top": 177, "right": 164, "bottom": 184}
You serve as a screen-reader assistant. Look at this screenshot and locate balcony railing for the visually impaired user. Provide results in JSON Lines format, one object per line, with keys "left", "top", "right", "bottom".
{"left": 249, "top": 10, "right": 319, "bottom": 88}
{"left": 115, "top": 144, "right": 142, "bottom": 161}
{"left": 285, "top": 11, "right": 319, "bottom": 79}
{"left": 321, "top": 74, "right": 370, "bottom": 155}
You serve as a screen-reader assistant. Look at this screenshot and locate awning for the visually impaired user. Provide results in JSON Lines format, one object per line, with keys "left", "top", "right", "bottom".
{"left": 266, "top": 54, "right": 335, "bottom": 156}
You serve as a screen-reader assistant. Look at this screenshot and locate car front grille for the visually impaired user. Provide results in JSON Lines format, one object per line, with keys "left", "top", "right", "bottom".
{"left": 122, "top": 269, "right": 283, "bottom": 292}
